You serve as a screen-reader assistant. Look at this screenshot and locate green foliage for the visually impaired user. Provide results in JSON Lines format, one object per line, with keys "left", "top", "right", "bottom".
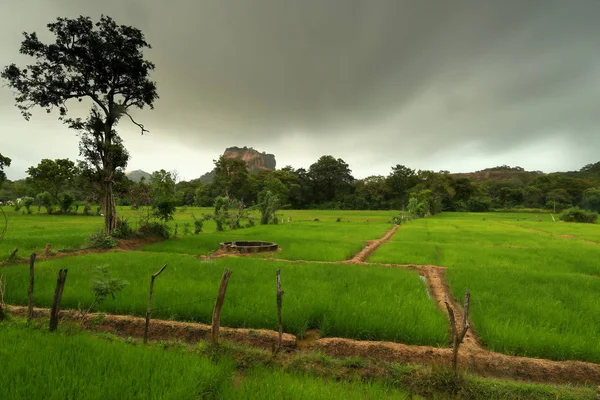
{"left": 86, "top": 231, "right": 117, "bottom": 249}
{"left": 111, "top": 217, "right": 133, "bottom": 239}
{"left": 2, "top": 15, "right": 158, "bottom": 234}
{"left": 0, "top": 153, "right": 11, "bottom": 187}
{"left": 35, "top": 191, "right": 54, "bottom": 214}
{"left": 257, "top": 189, "right": 280, "bottom": 225}
{"left": 138, "top": 221, "right": 170, "bottom": 239}
{"left": 308, "top": 155, "right": 354, "bottom": 203}
{"left": 581, "top": 187, "right": 600, "bottom": 212}
{"left": 26, "top": 159, "right": 78, "bottom": 204}
{"left": 559, "top": 207, "right": 598, "bottom": 223}
{"left": 88, "top": 266, "right": 129, "bottom": 312}
{"left": 213, "top": 156, "right": 249, "bottom": 199}
{"left": 20, "top": 196, "right": 34, "bottom": 214}
{"left": 59, "top": 193, "right": 75, "bottom": 213}
{"left": 406, "top": 196, "right": 427, "bottom": 218}
{"left": 150, "top": 170, "right": 177, "bottom": 223}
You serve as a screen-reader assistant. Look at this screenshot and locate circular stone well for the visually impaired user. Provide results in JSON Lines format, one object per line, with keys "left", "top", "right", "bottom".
{"left": 219, "top": 241, "right": 278, "bottom": 254}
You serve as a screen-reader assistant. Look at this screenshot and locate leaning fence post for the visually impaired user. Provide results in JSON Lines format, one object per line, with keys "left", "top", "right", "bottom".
{"left": 211, "top": 268, "right": 232, "bottom": 345}
{"left": 27, "top": 253, "right": 36, "bottom": 322}
{"left": 444, "top": 291, "right": 470, "bottom": 374}
{"left": 276, "top": 269, "right": 284, "bottom": 352}
{"left": 49, "top": 269, "right": 68, "bottom": 331}
{"left": 144, "top": 264, "right": 167, "bottom": 344}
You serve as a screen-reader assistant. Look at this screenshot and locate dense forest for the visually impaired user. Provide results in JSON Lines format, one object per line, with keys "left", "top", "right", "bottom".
{"left": 1, "top": 155, "right": 599, "bottom": 216}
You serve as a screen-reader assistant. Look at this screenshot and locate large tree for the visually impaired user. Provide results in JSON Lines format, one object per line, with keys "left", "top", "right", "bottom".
{"left": 308, "top": 155, "right": 354, "bottom": 203}
{"left": 26, "top": 158, "right": 78, "bottom": 203}
{"left": 0, "top": 154, "right": 11, "bottom": 187}
{"left": 1, "top": 15, "right": 158, "bottom": 233}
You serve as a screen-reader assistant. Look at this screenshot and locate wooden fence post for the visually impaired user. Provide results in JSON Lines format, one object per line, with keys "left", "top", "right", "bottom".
{"left": 276, "top": 269, "right": 284, "bottom": 352}
{"left": 27, "top": 253, "right": 36, "bottom": 322}
{"left": 144, "top": 264, "right": 167, "bottom": 344}
{"left": 211, "top": 268, "right": 232, "bottom": 345}
{"left": 7, "top": 248, "right": 18, "bottom": 262}
{"left": 444, "top": 291, "right": 470, "bottom": 374}
{"left": 49, "top": 269, "right": 68, "bottom": 331}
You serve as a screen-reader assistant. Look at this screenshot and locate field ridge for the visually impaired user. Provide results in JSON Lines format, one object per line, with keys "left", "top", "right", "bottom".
{"left": 8, "top": 305, "right": 600, "bottom": 386}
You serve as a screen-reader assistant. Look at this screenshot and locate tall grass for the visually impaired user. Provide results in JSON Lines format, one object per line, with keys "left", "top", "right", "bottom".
{"left": 0, "top": 322, "right": 233, "bottom": 400}
{"left": 446, "top": 266, "right": 600, "bottom": 363}
{"left": 369, "top": 213, "right": 600, "bottom": 363}
{"left": 2, "top": 252, "right": 448, "bottom": 346}
{"left": 221, "top": 369, "right": 411, "bottom": 399}
{"left": 141, "top": 219, "right": 393, "bottom": 261}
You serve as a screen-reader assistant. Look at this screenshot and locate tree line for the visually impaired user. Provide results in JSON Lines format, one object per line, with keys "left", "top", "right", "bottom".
{"left": 1, "top": 155, "right": 599, "bottom": 218}
{"left": 1, "top": 15, "right": 598, "bottom": 235}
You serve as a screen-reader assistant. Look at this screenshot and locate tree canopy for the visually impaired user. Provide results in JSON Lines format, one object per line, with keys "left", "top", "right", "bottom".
{"left": 1, "top": 15, "right": 158, "bottom": 232}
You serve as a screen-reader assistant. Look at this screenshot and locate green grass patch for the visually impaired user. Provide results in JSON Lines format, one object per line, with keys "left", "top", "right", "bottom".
{"left": 0, "top": 322, "right": 232, "bottom": 399}
{"left": 141, "top": 220, "right": 392, "bottom": 261}
{"left": 369, "top": 212, "right": 600, "bottom": 363}
{"left": 2, "top": 252, "right": 447, "bottom": 345}
{"left": 221, "top": 368, "right": 411, "bottom": 399}
{"left": 446, "top": 266, "right": 600, "bottom": 363}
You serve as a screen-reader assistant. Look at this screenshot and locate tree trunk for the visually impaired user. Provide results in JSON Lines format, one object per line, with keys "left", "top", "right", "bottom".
{"left": 103, "top": 174, "right": 118, "bottom": 235}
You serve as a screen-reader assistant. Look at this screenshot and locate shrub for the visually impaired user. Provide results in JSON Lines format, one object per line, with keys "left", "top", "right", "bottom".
{"left": 60, "top": 193, "right": 75, "bottom": 213}
{"left": 87, "top": 232, "right": 117, "bottom": 249}
{"left": 257, "top": 190, "right": 280, "bottom": 225}
{"left": 467, "top": 196, "right": 491, "bottom": 212}
{"left": 87, "top": 266, "right": 129, "bottom": 313}
{"left": 111, "top": 217, "right": 133, "bottom": 239}
{"left": 21, "top": 197, "right": 34, "bottom": 214}
{"left": 138, "top": 221, "right": 170, "bottom": 239}
{"left": 36, "top": 192, "right": 54, "bottom": 214}
{"left": 559, "top": 207, "right": 598, "bottom": 223}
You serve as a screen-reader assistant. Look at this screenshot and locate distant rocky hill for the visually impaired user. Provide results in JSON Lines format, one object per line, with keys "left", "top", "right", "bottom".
{"left": 199, "top": 146, "right": 276, "bottom": 184}
{"left": 126, "top": 169, "right": 152, "bottom": 183}
{"left": 451, "top": 166, "right": 543, "bottom": 183}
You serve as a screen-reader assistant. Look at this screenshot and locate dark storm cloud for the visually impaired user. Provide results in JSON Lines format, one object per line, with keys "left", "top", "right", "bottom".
{"left": 2, "top": 0, "right": 600, "bottom": 179}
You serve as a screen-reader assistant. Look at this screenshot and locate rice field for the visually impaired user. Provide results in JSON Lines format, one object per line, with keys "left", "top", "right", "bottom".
{"left": 368, "top": 212, "right": 600, "bottom": 363}
{"left": 2, "top": 208, "right": 600, "bottom": 365}
{"left": 1, "top": 252, "right": 448, "bottom": 345}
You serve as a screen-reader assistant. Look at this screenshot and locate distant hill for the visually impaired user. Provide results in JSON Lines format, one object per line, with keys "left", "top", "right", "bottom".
{"left": 199, "top": 146, "right": 276, "bottom": 184}
{"left": 126, "top": 169, "right": 152, "bottom": 183}
{"left": 451, "top": 166, "right": 544, "bottom": 184}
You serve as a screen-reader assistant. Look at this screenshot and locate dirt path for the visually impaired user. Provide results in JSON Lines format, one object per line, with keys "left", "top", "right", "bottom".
{"left": 8, "top": 305, "right": 600, "bottom": 385}
{"left": 416, "top": 265, "right": 482, "bottom": 351}
{"left": 0, "top": 236, "right": 163, "bottom": 267}
{"left": 347, "top": 224, "right": 400, "bottom": 263}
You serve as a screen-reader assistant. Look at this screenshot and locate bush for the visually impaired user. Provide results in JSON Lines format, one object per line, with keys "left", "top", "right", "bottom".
{"left": 21, "top": 197, "right": 34, "bottom": 214}
{"left": 559, "top": 207, "right": 598, "bottom": 223}
{"left": 36, "top": 192, "right": 54, "bottom": 214}
{"left": 60, "top": 193, "right": 75, "bottom": 213}
{"left": 111, "top": 217, "right": 133, "bottom": 239}
{"left": 467, "top": 196, "right": 491, "bottom": 212}
{"left": 86, "top": 232, "right": 117, "bottom": 249}
{"left": 138, "top": 221, "right": 170, "bottom": 239}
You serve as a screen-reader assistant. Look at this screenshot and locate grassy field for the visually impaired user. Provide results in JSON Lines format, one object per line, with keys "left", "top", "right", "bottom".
{"left": 1, "top": 321, "right": 595, "bottom": 400}
{"left": 0, "top": 321, "right": 233, "bottom": 399}
{"left": 369, "top": 212, "right": 600, "bottom": 363}
{"left": 3, "top": 207, "right": 600, "bottom": 365}
{"left": 0, "top": 207, "right": 395, "bottom": 261}
{"left": 1, "top": 252, "right": 448, "bottom": 345}
{"left": 0, "top": 322, "right": 418, "bottom": 400}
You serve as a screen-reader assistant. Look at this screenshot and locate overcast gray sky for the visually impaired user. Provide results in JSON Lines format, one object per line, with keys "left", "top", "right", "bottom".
{"left": 1, "top": 0, "right": 600, "bottom": 181}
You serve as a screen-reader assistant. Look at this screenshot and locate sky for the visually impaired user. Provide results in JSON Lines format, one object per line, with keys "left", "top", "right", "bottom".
{"left": 1, "top": 0, "right": 600, "bottom": 181}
